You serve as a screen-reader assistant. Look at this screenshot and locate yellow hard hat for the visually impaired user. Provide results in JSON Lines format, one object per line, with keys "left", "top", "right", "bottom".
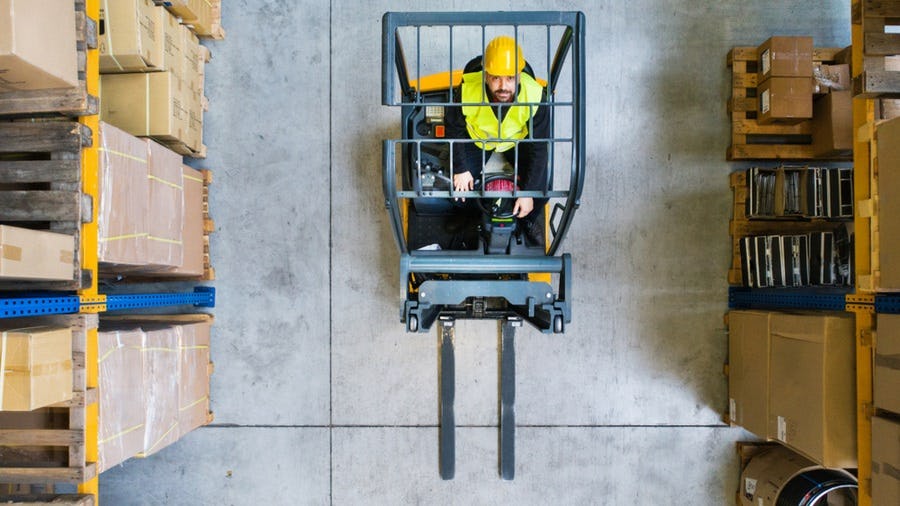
{"left": 483, "top": 36, "right": 525, "bottom": 76}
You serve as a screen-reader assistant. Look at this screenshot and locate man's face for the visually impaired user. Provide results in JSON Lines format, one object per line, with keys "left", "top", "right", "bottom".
{"left": 485, "top": 72, "right": 517, "bottom": 103}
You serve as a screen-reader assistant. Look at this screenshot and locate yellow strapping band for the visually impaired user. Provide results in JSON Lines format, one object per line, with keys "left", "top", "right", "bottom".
{"left": 98, "top": 147, "right": 148, "bottom": 164}
{"left": 179, "top": 395, "right": 208, "bottom": 412}
{"left": 181, "top": 345, "right": 209, "bottom": 350}
{"left": 100, "top": 233, "right": 149, "bottom": 242}
{"left": 148, "top": 174, "right": 183, "bottom": 190}
{"left": 147, "top": 236, "right": 183, "bottom": 245}
{"left": 99, "top": 422, "right": 145, "bottom": 445}
{"left": 142, "top": 347, "right": 178, "bottom": 353}
{"left": 141, "top": 421, "right": 179, "bottom": 455}
{"left": 183, "top": 174, "right": 203, "bottom": 183}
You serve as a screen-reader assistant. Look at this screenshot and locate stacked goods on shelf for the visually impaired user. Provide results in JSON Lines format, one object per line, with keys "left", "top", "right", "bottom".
{"left": 0, "top": 315, "right": 98, "bottom": 489}
{"left": 0, "top": 121, "right": 93, "bottom": 291}
{"left": 728, "top": 310, "right": 857, "bottom": 468}
{"left": 0, "top": 325, "right": 73, "bottom": 411}
{"left": 98, "top": 122, "right": 208, "bottom": 278}
{"left": 857, "top": 116, "right": 900, "bottom": 292}
{"left": 0, "top": 0, "right": 78, "bottom": 92}
{"left": 99, "top": 0, "right": 209, "bottom": 157}
{"left": 160, "top": 0, "right": 225, "bottom": 40}
{"left": 726, "top": 38, "right": 852, "bottom": 160}
{"left": 730, "top": 166, "right": 854, "bottom": 287}
{"left": 0, "top": 226, "right": 75, "bottom": 282}
{"left": 98, "top": 315, "right": 212, "bottom": 471}
{"left": 872, "top": 313, "right": 900, "bottom": 503}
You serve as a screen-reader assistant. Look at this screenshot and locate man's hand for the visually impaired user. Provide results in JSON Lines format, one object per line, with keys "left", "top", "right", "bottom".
{"left": 513, "top": 197, "right": 533, "bottom": 218}
{"left": 453, "top": 171, "right": 474, "bottom": 201}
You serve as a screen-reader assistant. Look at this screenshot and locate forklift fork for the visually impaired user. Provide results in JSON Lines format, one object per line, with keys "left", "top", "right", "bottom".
{"left": 438, "top": 315, "right": 520, "bottom": 480}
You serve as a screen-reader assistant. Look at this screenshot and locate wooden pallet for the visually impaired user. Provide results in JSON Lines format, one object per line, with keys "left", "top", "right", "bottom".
{"left": 0, "top": 121, "right": 93, "bottom": 291}
{"left": 727, "top": 170, "right": 849, "bottom": 285}
{"left": 0, "top": 314, "right": 99, "bottom": 488}
{"left": 0, "top": 1, "right": 98, "bottom": 118}
{"left": 0, "top": 493, "right": 94, "bottom": 505}
{"left": 727, "top": 46, "right": 850, "bottom": 161}
{"left": 852, "top": 0, "right": 900, "bottom": 98}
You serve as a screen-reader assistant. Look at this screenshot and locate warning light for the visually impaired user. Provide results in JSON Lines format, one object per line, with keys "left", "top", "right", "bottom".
{"left": 434, "top": 125, "right": 445, "bottom": 138}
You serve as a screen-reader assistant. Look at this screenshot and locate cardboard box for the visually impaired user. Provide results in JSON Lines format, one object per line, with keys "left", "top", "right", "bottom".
{"left": 758, "top": 36, "right": 814, "bottom": 81}
{"left": 875, "top": 314, "right": 900, "bottom": 414}
{"left": 872, "top": 416, "right": 900, "bottom": 506}
{"left": 141, "top": 325, "right": 180, "bottom": 457}
{"left": 165, "top": 0, "right": 223, "bottom": 38}
{"left": 165, "top": 166, "right": 204, "bottom": 276}
{"left": 98, "top": 327, "right": 145, "bottom": 472}
{"left": 0, "top": 0, "right": 78, "bottom": 91}
{"left": 876, "top": 117, "right": 900, "bottom": 290}
{"left": 758, "top": 77, "right": 813, "bottom": 124}
{"left": 178, "top": 320, "right": 211, "bottom": 433}
{"left": 0, "top": 225, "right": 75, "bottom": 281}
{"left": 727, "top": 310, "right": 770, "bottom": 438}
{"left": 813, "top": 63, "right": 850, "bottom": 94}
{"left": 811, "top": 90, "right": 853, "bottom": 157}
{"left": 98, "top": 122, "right": 149, "bottom": 268}
{"left": 101, "top": 71, "right": 188, "bottom": 143}
{"left": 145, "top": 140, "right": 184, "bottom": 269}
{"left": 768, "top": 312, "right": 856, "bottom": 468}
{"left": 162, "top": 8, "right": 184, "bottom": 81}
{"left": 0, "top": 326, "right": 72, "bottom": 411}
{"left": 99, "top": 0, "right": 164, "bottom": 73}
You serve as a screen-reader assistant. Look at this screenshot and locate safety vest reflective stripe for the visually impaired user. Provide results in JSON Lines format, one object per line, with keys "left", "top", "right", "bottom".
{"left": 461, "top": 71, "right": 543, "bottom": 152}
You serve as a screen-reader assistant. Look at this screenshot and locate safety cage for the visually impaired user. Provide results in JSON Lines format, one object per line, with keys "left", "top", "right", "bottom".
{"left": 382, "top": 11, "right": 586, "bottom": 333}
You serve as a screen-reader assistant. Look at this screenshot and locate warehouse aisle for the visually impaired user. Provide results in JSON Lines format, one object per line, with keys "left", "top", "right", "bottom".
{"left": 101, "top": 1, "right": 851, "bottom": 504}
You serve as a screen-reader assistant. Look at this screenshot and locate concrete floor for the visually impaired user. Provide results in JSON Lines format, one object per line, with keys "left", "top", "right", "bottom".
{"left": 100, "top": 1, "right": 851, "bottom": 504}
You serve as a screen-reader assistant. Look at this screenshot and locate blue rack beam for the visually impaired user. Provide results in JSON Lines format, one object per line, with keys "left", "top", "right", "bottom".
{"left": 0, "top": 295, "right": 81, "bottom": 319}
{"left": 104, "top": 287, "right": 215, "bottom": 311}
{"left": 728, "top": 287, "right": 850, "bottom": 311}
{"left": 876, "top": 294, "right": 900, "bottom": 314}
{"left": 0, "top": 287, "right": 215, "bottom": 319}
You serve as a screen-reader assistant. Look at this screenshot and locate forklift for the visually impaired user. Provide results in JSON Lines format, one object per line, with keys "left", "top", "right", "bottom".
{"left": 381, "top": 11, "right": 586, "bottom": 480}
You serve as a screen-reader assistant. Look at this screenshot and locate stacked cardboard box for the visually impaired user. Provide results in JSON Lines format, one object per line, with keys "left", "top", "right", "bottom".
{"left": 872, "top": 416, "right": 900, "bottom": 505}
{"left": 0, "top": 326, "right": 73, "bottom": 411}
{"left": 164, "top": 0, "right": 225, "bottom": 39}
{"left": 756, "top": 37, "right": 813, "bottom": 124}
{"left": 0, "top": 0, "right": 78, "bottom": 91}
{"left": 98, "top": 317, "right": 212, "bottom": 471}
{"left": 728, "top": 310, "right": 857, "bottom": 468}
{"left": 0, "top": 225, "right": 76, "bottom": 281}
{"left": 100, "top": 0, "right": 207, "bottom": 154}
{"left": 99, "top": 121, "right": 190, "bottom": 273}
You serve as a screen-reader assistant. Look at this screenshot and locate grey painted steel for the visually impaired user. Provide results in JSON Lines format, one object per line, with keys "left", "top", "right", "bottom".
{"left": 405, "top": 254, "right": 564, "bottom": 274}
{"left": 418, "top": 280, "right": 555, "bottom": 306}
{"left": 438, "top": 317, "right": 456, "bottom": 480}
{"left": 499, "top": 318, "right": 518, "bottom": 480}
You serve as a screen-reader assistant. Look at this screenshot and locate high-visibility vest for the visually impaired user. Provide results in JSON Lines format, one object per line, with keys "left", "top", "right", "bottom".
{"left": 461, "top": 71, "right": 543, "bottom": 152}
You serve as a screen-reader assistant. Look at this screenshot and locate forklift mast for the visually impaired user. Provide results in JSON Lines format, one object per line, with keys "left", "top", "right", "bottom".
{"left": 382, "top": 11, "right": 586, "bottom": 335}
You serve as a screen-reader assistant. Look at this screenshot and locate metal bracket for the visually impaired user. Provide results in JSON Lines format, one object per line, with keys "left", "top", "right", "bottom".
{"left": 438, "top": 316, "right": 455, "bottom": 480}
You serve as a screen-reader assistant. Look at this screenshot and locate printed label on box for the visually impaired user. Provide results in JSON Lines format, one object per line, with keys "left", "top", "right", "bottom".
{"left": 777, "top": 415, "right": 787, "bottom": 442}
{"left": 745, "top": 477, "right": 757, "bottom": 496}
{"left": 761, "top": 89, "right": 770, "bottom": 114}
{"left": 761, "top": 49, "right": 771, "bottom": 76}
{"left": 729, "top": 398, "right": 736, "bottom": 422}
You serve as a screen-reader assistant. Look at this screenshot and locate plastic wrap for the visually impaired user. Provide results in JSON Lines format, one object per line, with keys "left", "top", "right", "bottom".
{"left": 166, "top": 166, "right": 204, "bottom": 276}
{"left": 178, "top": 320, "right": 211, "bottom": 433}
{"left": 98, "top": 121, "right": 149, "bottom": 268}
{"left": 139, "top": 324, "right": 181, "bottom": 457}
{"left": 0, "top": 326, "right": 72, "bottom": 411}
{"left": 145, "top": 140, "right": 184, "bottom": 269}
{"left": 97, "top": 327, "right": 144, "bottom": 472}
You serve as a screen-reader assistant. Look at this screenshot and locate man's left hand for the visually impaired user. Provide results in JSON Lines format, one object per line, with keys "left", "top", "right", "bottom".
{"left": 513, "top": 197, "right": 533, "bottom": 218}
